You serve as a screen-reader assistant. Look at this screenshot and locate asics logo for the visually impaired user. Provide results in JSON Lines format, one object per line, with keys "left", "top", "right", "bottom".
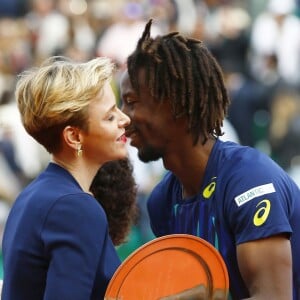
{"left": 253, "top": 199, "right": 271, "bottom": 226}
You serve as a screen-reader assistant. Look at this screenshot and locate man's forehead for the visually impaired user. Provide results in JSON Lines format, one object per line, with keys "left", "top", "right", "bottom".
{"left": 121, "top": 68, "right": 148, "bottom": 91}
{"left": 120, "top": 69, "right": 129, "bottom": 83}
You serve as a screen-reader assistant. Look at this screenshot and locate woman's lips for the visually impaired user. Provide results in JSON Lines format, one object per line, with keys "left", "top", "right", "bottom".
{"left": 117, "top": 133, "right": 127, "bottom": 143}
{"left": 120, "top": 135, "right": 127, "bottom": 143}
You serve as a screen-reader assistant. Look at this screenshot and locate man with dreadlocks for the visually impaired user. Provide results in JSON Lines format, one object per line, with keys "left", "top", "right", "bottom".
{"left": 119, "top": 19, "right": 300, "bottom": 300}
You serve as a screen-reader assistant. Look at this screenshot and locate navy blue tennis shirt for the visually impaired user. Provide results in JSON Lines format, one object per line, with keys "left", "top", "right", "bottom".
{"left": 148, "top": 139, "right": 300, "bottom": 299}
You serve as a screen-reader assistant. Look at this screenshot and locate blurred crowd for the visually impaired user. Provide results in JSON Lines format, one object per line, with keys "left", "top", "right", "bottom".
{"left": 1, "top": 0, "right": 300, "bottom": 262}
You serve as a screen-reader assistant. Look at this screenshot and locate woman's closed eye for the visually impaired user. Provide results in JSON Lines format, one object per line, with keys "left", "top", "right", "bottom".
{"left": 107, "top": 114, "right": 115, "bottom": 121}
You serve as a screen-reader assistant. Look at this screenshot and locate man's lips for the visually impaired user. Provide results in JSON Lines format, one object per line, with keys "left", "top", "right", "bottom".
{"left": 125, "top": 128, "right": 137, "bottom": 138}
{"left": 125, "top": 129, "right": 140, "bottom": 146}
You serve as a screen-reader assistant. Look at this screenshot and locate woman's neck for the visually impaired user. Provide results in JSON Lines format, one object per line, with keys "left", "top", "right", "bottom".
{"left": 51, "top": 156, "right": 100, "bottom": 193}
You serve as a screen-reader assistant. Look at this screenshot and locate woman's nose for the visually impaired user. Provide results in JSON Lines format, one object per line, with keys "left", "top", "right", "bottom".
{"left": 119, "top": 110, "right": 131, "bottom": 127}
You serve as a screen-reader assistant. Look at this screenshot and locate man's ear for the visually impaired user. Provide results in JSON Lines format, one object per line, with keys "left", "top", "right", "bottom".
{"left": 62, "top": 125, "right": 82, "bottom": 151}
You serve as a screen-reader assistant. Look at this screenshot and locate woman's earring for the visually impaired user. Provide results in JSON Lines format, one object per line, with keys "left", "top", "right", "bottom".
{"left": 77, "top": 143, "right": 83, "bottom": 157}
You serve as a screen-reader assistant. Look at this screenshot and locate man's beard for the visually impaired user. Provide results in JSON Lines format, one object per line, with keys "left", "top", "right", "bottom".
{"left": 137, "top": 144, "right": 162, "bottom": 163}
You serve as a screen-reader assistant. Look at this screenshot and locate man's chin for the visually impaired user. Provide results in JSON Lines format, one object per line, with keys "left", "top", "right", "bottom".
{"left": 138, "top": 146, "right": 162, "bottom": 163}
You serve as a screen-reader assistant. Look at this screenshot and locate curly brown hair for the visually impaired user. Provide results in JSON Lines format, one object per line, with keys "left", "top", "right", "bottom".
{"left": 90, "top": 158, "right": 138, "bottom": 246}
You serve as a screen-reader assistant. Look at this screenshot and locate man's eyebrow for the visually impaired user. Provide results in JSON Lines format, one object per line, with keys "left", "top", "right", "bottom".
{"left": 122, "top": 92, "right": 137, "bottom": 101}
{"left": 121, "top": 92, "right": 131, "bottom": 98}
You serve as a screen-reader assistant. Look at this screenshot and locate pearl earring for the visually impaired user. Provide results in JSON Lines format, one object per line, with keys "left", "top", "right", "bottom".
{"left": 77, "top": 143, "right": 83, "bottom": 157}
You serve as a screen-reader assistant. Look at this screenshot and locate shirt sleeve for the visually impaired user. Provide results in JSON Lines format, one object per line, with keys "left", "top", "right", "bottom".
{"left": 223, "top": 159, "right": 293, "bottom": 245}
{"left": 40, "top": 193, "right": 113, "bottom": 300}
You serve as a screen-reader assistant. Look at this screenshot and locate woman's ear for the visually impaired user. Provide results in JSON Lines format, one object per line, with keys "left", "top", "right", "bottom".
{"left": 62, "top": 125, "right": 82, "bottom": 151}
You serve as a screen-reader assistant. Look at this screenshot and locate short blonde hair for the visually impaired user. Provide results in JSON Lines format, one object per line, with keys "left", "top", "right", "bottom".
{"left": 15, "top": 56, "right": 115, "bottom": 153}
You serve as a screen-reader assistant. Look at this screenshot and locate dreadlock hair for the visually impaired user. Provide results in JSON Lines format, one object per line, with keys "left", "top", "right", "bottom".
{"left": 127, "top": 19, "right": 230, "bottom": 145}
{"left": 90, "top": 158, "right": 138, "bottom": 246}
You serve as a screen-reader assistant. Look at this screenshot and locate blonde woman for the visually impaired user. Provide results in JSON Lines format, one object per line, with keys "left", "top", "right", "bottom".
{"left": 1, "top": 56, "right": 130, "bottom": 299}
